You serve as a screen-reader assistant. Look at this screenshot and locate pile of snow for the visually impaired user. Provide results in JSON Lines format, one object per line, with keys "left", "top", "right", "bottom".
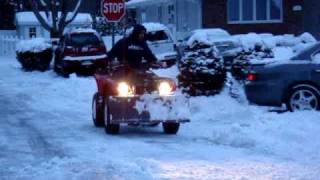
{"left": 16, "top": 38, "right": 52, "bottom": 53}
{"left": 1, "top": 55, "right": 320, "bottom": 179}
{"left": 233, "top": 32, "right": 317, "bottom": 53}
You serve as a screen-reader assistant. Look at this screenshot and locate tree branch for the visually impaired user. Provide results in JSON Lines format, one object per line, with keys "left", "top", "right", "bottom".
{"left": 65, "top": 0, "right": 83, "bottom": 25}
{"left": 51, "top": 0, "right": 58, "bottom": 30}
{"left": 58, "top": 0, "right": 68, "bottom": 33}
{"left": 29, "top": 0, "right": 52, "bottom": 31}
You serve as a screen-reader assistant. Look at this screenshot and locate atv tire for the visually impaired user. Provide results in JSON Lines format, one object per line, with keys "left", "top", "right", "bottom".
{"left": 163, "top": 122, "right": 180, "bottom": 134}
{"left": 104, "top": 97, "right": 120, "bottom": 134}
{"left": 92, "top": 93, "right": 104, "bottom": 127}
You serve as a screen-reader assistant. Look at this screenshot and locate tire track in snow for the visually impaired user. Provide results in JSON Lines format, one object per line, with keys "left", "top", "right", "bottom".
{"left": 0, "top": 89, "right": 67, "bottom": 178}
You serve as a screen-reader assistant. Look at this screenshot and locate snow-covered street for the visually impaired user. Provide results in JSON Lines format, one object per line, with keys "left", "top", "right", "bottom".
{"left": 1, "top": 55, "right": 320, "bottom": 180}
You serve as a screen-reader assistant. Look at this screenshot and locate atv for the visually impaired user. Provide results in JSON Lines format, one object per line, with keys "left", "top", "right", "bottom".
{"left": 92, "top": 63, "right": 190, "bottom": 135}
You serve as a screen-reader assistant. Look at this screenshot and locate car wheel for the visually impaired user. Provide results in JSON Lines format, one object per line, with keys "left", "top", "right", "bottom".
{"left": 92, "top": 93, "right": 104, "bottom": 127}
{"left": 286, "top": 85, "right": 320, "bottom": 111}
{"left": 104, "top": 97, "right": 120, "bottom": 134}
{"left": 54, "top": 60, "right": 70, "bottom": 78}
{"left": 162, "top": 122, "right": 180, "bottom": 134}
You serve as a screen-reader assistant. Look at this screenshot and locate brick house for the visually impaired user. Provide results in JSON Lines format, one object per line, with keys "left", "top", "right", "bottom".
{"left": 203, "top": 0, "right": 303, "bottom": 35}
{"left": 127, "top": 0, "right": 319, "bottom": 39}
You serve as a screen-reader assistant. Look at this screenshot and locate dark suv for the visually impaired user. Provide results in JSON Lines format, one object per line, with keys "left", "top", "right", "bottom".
{"left": 245, "top": 43, "right": 320, "bottom": 111}
{"left": 54, "top": 29, "right": 107, "bottom": 77}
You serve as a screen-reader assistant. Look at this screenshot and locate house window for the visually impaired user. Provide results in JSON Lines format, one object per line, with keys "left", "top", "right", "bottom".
{"left": 29, "top": 27, "right": 36, "bottom": 38}
{"left": 158, "top": 6, "right": 162, "bottom": 22}
{"left": 168, "top": 4, "right": 175, "bottom": 24}
{"left": 228, "top": 0, "right": 283, "bottom": 24}
{"left": 141, "top": 11, "right": 146, "bottom": 22}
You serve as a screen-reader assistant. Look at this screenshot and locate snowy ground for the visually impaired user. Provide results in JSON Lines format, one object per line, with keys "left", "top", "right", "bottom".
{"left": 1, "top": 55, "right": 320, "bottom": 180}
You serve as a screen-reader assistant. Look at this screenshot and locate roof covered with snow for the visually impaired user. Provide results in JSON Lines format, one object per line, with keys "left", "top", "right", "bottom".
{"left": 15, "top": 12, "right": 93, "bottom": 26}
{"left": 126, "top": 0, "right": 171, "bottom": 7}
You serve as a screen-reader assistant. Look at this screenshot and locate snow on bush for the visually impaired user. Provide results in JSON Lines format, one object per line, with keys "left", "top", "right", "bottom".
{"left": 16, "top": 38, "right": 52, "bottom": 71}
{"left": 230, "top": 32, "right": 317, "bottom": 80}
{"left": 178, "top": 43, "right": 226, "bottom": 96}
{"left": 231, "top": 44, "right": 274, "bottom": 80}
{"left": 16, "top": 38, "right": 52, "bottom": 53}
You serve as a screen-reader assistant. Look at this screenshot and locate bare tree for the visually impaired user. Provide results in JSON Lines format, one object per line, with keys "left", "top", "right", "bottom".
{"left": 29, "top": 0, "right": 83, "bottom": 38}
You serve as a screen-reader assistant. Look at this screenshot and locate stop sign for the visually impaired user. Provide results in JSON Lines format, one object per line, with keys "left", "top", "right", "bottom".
{"left": 101, "top": 0, "right": 126, "bottom": 22}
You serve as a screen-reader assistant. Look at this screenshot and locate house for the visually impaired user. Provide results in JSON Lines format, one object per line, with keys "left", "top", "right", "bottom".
{"left": 127, "top": 0, "right": 319, "bottom": 40}
{"left": 127, "top": 0, "right": 202, "bottom": 40}
{"left": 15, "top": 12, "right": 93, "bottom": 39}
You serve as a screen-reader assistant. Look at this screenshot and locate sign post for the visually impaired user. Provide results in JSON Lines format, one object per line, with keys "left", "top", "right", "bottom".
{"left": 101, "top": 0, "right": 126, "bottom": 47}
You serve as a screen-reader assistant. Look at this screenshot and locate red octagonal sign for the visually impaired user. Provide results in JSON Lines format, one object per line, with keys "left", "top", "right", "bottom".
{"left": 101, "top": 0, "right": 126, "bottom": 22}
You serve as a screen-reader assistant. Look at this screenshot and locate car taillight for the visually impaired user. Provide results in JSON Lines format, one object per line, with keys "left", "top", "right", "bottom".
{"left": 247, "top": 73, "right": 258, "bottom": 81}
{"left": 99, "top": 44, "right": 107, "bottom": 53}
{"left": 64, "top": 46, "right": 76, "bottom": 56}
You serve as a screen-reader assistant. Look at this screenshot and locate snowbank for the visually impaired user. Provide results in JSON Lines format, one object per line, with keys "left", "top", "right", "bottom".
{"left": 1, "top": 55, "right": 320, "bottom": 179}
{"left": 233, "top": 32, "right": 317, "bottom": 53}
{"left": 16, "top": 38, "right": 52, "bottom": 53}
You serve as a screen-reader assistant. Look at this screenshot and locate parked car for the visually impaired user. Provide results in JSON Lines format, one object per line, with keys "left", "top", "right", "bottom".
{"left": 127, "top": 23, "right": 180, "bottom": 67}
{"left": 179, "top": 28, "right": 241, "bottom": 67}
{"left": 54, "top": 28, "right": 107, "bottom": 77}
{"left": 245, "top": 43, "right": 320, "bottom": 111}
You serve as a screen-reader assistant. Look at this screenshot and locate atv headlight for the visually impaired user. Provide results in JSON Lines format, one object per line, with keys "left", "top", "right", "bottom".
{"left": 158, "top": 81, "right": 174, "bottom": 96}
{"left": 117, "top": 82, "right": 134, "bottom": 97}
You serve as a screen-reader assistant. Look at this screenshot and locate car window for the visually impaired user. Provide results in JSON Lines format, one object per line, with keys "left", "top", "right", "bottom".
{"left": 66, "top": 33, "right": 100, "bottom": 47}
{"left": 291, "top": 43, "right": 320, "bottom": 60}
{"left": 311, "top": 48, "right": 320, "bottom": 63}
{"left": 147, "top": 30, "right": 170, "bottom": 42}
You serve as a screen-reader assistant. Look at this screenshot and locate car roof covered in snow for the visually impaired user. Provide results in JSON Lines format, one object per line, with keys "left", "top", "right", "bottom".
{"left": 63, "top": 28, "right": 101, "bottom": 40}
{"left": 191, "top": 28, "right": 231, "bottom": 37}
{"left": 186, "top": 28, "right": 233, "bottom": 46}
{"left": 66, "top": 28, "right": 98, "bottom": 34}
{"left": 142, "top": 22, "right": 169, "bottom": 32}
{"left": 126, "top": 23, "right": 173, "bottom": 38}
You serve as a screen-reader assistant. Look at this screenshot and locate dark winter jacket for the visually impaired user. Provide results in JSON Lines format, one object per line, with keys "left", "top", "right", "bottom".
{"left": 107, "top": 35, "right": 157, "bottom": 69}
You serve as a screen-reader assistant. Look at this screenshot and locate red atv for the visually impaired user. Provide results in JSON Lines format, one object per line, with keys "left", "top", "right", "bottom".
{"left": 92, "top": 64, "right": 190, "bottom": 135}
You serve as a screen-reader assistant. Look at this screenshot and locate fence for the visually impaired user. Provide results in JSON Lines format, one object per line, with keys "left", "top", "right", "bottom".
{"left": 0, "top": 30, "right": 19, "bottom": 56}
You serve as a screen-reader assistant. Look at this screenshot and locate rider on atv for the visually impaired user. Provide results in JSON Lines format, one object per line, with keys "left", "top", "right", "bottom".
{"left": 107, "top": 24, "right": 161, "bottom": 70}
{"left": 92, "top": 24, "right": 189, "bottom": 135}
